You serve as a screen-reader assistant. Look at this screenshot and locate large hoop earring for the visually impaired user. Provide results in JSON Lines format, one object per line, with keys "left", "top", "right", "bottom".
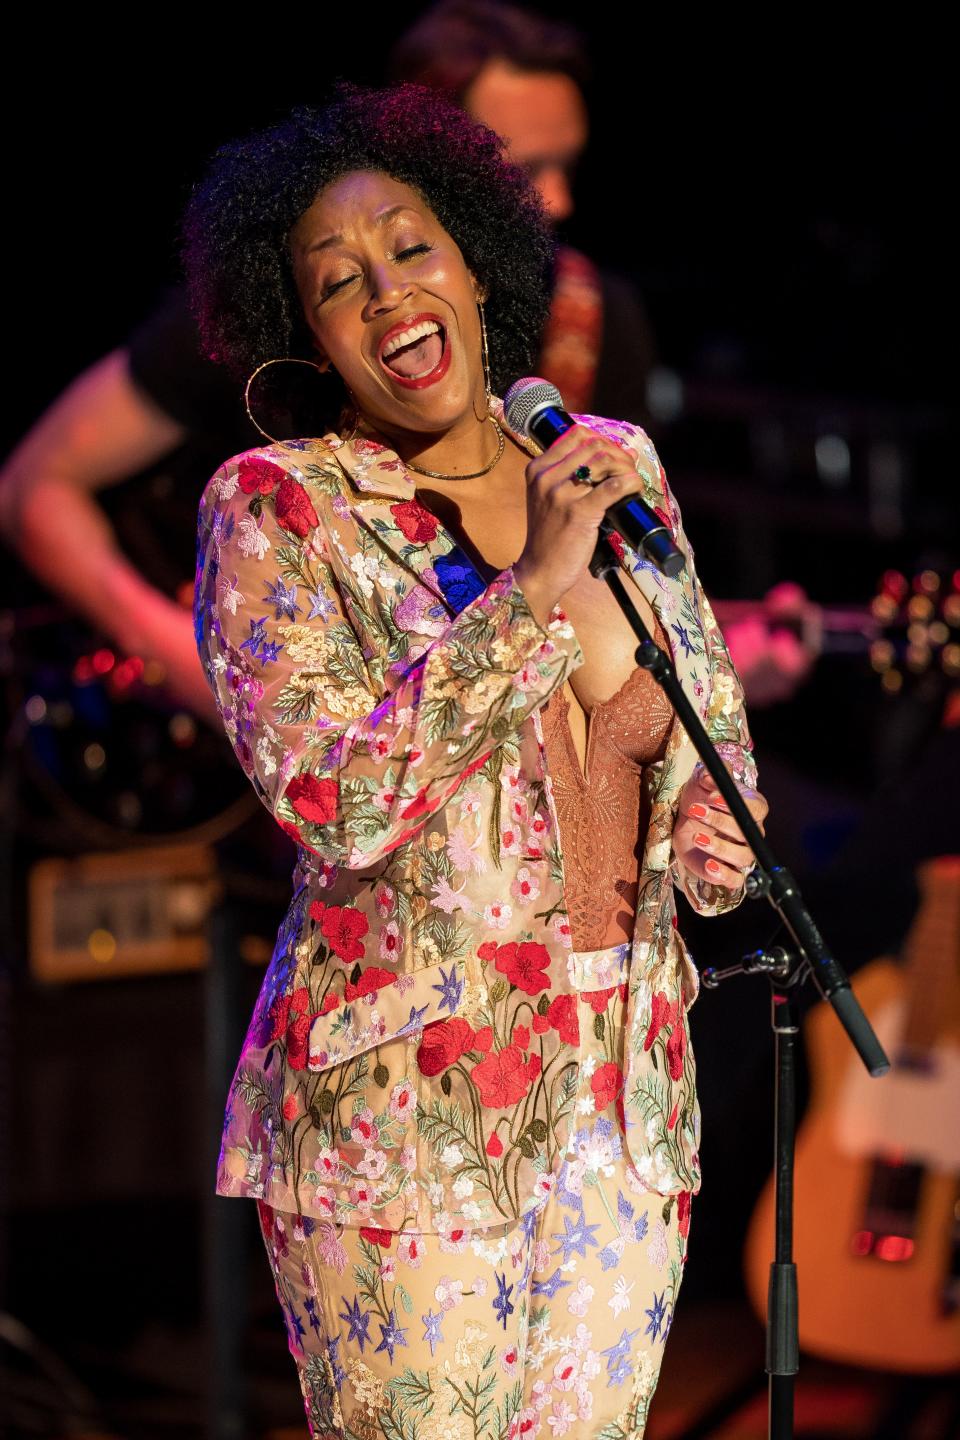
{"left": 244, "top": 356, "right": 338, "bottom": 449}
{"left": 478, "top": 299, "right": 493, "bottom": 404}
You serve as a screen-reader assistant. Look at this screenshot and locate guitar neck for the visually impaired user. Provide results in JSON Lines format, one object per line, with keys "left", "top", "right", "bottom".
{"left": 712, "top": 599, "right": 877, "bottom": 656}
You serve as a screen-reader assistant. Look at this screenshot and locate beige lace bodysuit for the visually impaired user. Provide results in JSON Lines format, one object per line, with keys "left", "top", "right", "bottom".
{"left": 542, "top": 615, "right": 674, "bottom": 950}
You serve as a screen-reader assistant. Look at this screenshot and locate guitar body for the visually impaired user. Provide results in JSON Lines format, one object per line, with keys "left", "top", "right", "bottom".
{"left": 744, "top": 859, "right": 960, "bottom": 1373}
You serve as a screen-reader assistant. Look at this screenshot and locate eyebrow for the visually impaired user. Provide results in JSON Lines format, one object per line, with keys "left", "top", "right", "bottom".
{"left": 306, "top": 204, "right": 421, "bottom": 256}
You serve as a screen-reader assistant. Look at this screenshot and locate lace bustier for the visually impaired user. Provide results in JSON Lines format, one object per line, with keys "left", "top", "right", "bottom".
{"left": 542, "top": 618, "right": 674, "bottom": 950}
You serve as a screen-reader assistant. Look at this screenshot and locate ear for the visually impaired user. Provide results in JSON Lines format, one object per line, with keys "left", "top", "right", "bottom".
{"left": 470, "top": 272, "right": 488, "bottom": 305}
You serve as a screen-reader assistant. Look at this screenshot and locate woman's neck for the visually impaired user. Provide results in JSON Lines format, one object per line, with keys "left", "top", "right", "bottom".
{"left": 362, "top": 403, "right": 501, "bottom": 479}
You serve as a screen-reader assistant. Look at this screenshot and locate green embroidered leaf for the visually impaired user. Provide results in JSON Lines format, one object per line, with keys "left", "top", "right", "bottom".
{"left": 235, "top": 1069, "right": 282, "bottom": 1122}
{"left": 593, "top": 1012, "right": 605, "bottom": 1041}
{"left": 421, "top": 694, "right": 461, "bottom": 743}
{"left": 396, "top": 1283, "right": 414, "bottom": 1317}
{"left": 386, "top": 1366, "right": 432, "bottom": 1411}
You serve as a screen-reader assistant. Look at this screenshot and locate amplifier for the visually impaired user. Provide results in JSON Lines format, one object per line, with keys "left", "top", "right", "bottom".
{"left": 29, "top": 843, "right": 220, "bottom": 982}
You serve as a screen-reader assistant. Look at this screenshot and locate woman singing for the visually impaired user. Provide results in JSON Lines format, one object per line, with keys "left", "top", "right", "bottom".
{"left": 187, "top": 84, "right": 767, "bottom": 1440}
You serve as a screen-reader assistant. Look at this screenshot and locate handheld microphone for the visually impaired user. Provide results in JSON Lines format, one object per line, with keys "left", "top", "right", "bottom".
{"left": 503, "top": 378, "right": 685, "bottom": 578}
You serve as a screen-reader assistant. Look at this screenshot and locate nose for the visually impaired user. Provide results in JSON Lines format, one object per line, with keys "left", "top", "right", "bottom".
{"left": 363, "top": 260, "right": 416, "bottom": 320}
{"left": 535, "top": 166, "right": 574, "bottom": 223}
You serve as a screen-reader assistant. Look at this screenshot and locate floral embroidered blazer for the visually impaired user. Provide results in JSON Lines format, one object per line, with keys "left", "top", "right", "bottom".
{"left": 194, "top": 402, "right": 756, "bottom": 1235}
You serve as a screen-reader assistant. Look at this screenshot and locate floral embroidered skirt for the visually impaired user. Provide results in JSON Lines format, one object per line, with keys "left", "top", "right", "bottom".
{"left": 257, "top": 944, "right": 693, "bottom": 1440}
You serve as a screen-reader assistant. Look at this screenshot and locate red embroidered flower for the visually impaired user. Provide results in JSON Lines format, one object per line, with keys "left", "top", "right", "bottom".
{"left": 607, "top": 531, "right": 626, "bottom": 561}
{"left": 344, "top": 967, "right": 397, "bottom": 1001}
{"left": 532, "top": 1014, "right": 550, "bottom": 1035}
{"left": 400, "top": 786, "right": 430, "bottom": 820}
{"left": 472, "top": 1025, "right": 493, "bottom": 1054}
{"left": 471, "top": 1045, "right": 539, "bottom": 1108}
{"left": 416, "top": 1017, "right": 475, "bottom": 1077}
{"left": 359, "top": 1226, "right": 394, "bottom": 1248}
{"left": 512, "top": 1024, "right": 530, "bottom": 1050}
{"left": 390, "top": 499, "right": 439, "bottom": 543}
{"left": 491, "top": 941, "right": 552, "bottom": 996}
{"left": 270, "top": 987, "right": 314, "bottom": 1070}
{"left": 237, "top": 456, "right": 285, "bottom": 495}
{"left": 643, "top": 990, "right": 679, "bottom": 1051}
{"left": 666, "top": 1019, "right": 687, "bottom": 1080}
{"left": 311, "top": 904, "right": 369, "bottom": 964}
{"left": 320, "top": 993, "right": 341, "bottom": 1015}
{"left": 486, "top": 1132, "right": 504, "bottom": 1157}
{"left": 582, "top": 987, "right": 615, "bottom": 1014}
{"left": 546, "top": 993, "right": 579, "bottom": 1045}
{"left": 590, "top": 1061, "right": 624, "bottom": 1111}
{"left": 286, "top": 774, "right": 338, "bottom": 825}
{"left": 677, "top": 1190, "right": 692, "bottom": 1238}
{"left": 667, "top": 1100, "right": 679, "bottom": 1131}
{"left": 275, "top": 475, "right": 319, "bottom": 538}
{"left": 282, "top": 1093, "right": 300, "bottom": 1121}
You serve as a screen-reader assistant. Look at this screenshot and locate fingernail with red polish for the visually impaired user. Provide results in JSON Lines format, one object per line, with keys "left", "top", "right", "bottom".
{"left": 688, "top": 803, "right": 709, "bottom": 818}
{"left": 694, "top": 832, "right": 712, "bottom": 848}
{"left": 705, "top": 859, "right": 723, "bottom": 876}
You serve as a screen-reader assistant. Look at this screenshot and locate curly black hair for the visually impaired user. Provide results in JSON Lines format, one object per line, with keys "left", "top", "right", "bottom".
{"left": 182, "top": 83, "right": 555, "bottom": 429}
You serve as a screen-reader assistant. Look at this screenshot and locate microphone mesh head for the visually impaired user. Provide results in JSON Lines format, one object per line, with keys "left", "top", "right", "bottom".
{"left": 503, "top": 377, "right": 564, "bottom": 438}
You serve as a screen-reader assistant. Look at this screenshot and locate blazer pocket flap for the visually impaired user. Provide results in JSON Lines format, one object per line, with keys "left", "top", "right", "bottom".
{"left": 307, "top": 959, "right": 467, "bottom": 1073}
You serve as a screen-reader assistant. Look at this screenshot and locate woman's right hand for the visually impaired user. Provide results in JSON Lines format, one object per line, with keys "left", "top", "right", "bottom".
{"left": 513, "top": 424, "right": 648, "bottom": 625}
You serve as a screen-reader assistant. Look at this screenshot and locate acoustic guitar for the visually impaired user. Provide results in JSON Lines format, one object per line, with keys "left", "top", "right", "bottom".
{"left": 744, "top": 855, "right": 960, "bottom": 1372}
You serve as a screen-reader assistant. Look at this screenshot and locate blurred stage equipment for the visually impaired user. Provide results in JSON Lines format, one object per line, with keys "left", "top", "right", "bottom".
{"left": 29, "top": 843, "right": 217, "bottom": 983}
{"left": 745, "top": 855, "right": 960, "bottom": 1372}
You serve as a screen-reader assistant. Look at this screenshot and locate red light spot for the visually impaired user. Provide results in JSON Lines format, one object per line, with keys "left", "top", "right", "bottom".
{"left": 73, "top": 656, "right": 94, "bottom": 684}
{"left": 850, "top": 1229, "right": 874, "bottom": 1256}
{"left": 875, "top": 1235, "right": 914, "bottom": 1263}
{"left": 92, "top": 648, "right": 115, "bottom": 675}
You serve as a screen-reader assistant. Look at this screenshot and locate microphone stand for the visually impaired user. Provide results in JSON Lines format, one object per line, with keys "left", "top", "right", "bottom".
{"left": 589, "top": 526, "right": 890, "bottom": 1440}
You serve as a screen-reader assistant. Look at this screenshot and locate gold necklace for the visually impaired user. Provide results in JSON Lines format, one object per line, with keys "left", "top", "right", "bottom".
{"left": 403, "top": 415, "right": 505, "bottom": 481}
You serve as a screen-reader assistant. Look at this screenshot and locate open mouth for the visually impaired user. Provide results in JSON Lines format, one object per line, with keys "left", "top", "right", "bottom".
{"left": 378, "top": 315, "right": 449, "bottom": 388}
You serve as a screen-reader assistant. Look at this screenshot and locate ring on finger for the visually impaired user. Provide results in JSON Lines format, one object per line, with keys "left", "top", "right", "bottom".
{"left": 572, "top": 463, "right": 594, "bottom": 485}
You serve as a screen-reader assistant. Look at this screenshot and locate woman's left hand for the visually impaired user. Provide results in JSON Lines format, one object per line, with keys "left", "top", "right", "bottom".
{"left": 673, "top": 766, "right": 769, "bottom": 888}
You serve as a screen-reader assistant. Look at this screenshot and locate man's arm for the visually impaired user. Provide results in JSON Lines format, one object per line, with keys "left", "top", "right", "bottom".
{"left": 0, "top": 347, "right": 218, "bottom": 723}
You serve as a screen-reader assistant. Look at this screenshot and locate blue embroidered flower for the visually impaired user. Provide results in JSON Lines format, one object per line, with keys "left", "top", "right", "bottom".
{"left": 308, "top": 589, "right": 337, "bottom": 622}
{"left": 532, "top": 1267, "right": 570, "bottom": 1300}
{"left": 599, "top": 1244, "right": 622, "bottom": 1271}
{"left": 422, "top": 1309, "right": 445, "bottom": 1357}
{"left": 551, "top": 1208, "right": 601, "bottom": 1263}
{"left": 433, "top": 548, "right": 485, "bottom": 614}
{"left": 375, "top": 1308, "right": 408, "bottom": 1363}
{"left": 339, "top": 1295, "right": 371, "bottom": 1353}
{"left": 644, "top": 1289, "right": 668, "bottom": 1342}
{"left": 263, "top": 576, "right": 301, "bottom": 621}
{"left": 431, "top": 965, "right": 464, "bottom": 1013}
{"left": 670, "top": 620, "right": 695, "bottom": 658}
{"left": 326, "top": 1333, "right": 346, "bottom": 1389}
{"left": 493, "top": 1271, "right": 515, "bottom": 1329}
{"left": 600, "top": 1326, "right": 641, "bottom": 1374}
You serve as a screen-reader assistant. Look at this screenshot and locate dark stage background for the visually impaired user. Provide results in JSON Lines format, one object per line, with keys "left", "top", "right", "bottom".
{"left": 1, "top": 11, "right": 954, "bottom": 1438}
